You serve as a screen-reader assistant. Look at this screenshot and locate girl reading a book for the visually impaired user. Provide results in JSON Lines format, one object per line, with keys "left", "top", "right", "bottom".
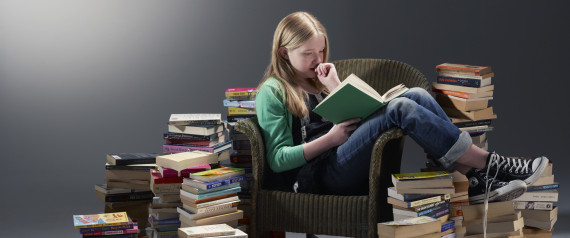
{"left": 255, "top": 11, "right": 549, "bottom": 204}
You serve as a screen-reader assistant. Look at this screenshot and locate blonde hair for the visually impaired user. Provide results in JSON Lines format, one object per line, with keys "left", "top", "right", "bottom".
{"left": 259, "top": 11, "right": 330, "bottom": 118}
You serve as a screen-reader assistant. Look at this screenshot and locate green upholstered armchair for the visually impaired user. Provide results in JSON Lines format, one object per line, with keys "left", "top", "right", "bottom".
{"left": 234, "top": 59, "right": 429, "bottom": 238}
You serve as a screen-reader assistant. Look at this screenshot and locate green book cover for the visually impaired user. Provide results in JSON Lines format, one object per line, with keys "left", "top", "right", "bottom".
{"left": 313, "top": 74, "right": 408, "bottom": 124}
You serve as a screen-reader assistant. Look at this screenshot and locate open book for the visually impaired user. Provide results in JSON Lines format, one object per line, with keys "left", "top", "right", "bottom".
{"left": 313, "top": 73, "right": 408, "bottom": 124}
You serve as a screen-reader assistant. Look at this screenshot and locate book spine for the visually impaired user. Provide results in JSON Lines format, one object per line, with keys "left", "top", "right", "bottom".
{"left": 409, "top": 194, "right": 451, "bottom": 208}
{"left": 432, "top": 88, "right": 473, "bottom": 99}
{"left": 417, "top": 202, "right": 450, "bottom": 218}
{"left": 105, "top": 165, "right": 156, "bottom": 171}
{"left": 163, "top": 132, "right": 219, "bottom": 141}
{"left": 82, "top": 228, "right": 138, "bottom": 237}
{"left": 153, "top": 177, "right": 184, "bottom": 184}
{"left": 169, "top": 120, "right": 220, "bottom": 126}
{"left": 526, "top": 184, "right": 559, "bottom": 192}
{"left": 223, "top": 99, "right": 256, "bottom": 108}
{"left": 79, "top": 224, "right": 134, "bottom": 234}
{"left": 453, "top": 119, "right": 492, "bottom": 128}
{"left": 104, "top": 192, "right": 154, "bottom": 202}
{"left": 162, "top": 144, "right": 214, "bottom": 153}
{"left": 437, "top": 76, "right": 483, "bottom": 88}
{"left": 513, "top": 192, "right": 558, "bottom": 202}
{"left": 113, "top": 158, "right": 156, "bottom": 166}
{"left": 226, "top": 115, "right": 256, "bottom": 122}
{"left": 513, "top": 201, "right": 554, "bottom": 210}
{"left": 441, "top": 220, "right": 455, "bottom": 232}
{"left": 195, "top": 202, "right": 239, "bottom": 214}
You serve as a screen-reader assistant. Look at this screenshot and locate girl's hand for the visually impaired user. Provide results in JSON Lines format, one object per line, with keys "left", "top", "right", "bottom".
{"left": 315, "top": 63, "right": 341, "bottom": 91}
{"left": 325, "top": 118, "right": 361, "bottom": 147}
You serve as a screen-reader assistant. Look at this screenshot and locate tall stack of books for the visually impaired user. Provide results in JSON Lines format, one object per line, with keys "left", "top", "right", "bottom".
{"left": 377, "top": 216, "right": 442, "bottom": 238}
{"left": 148, "top": 151, "right": 220, "bottom": 237}
{"left": 178, "top": 224, "right": 247, "bottom": 238}
{"left": 388, "top": 171, "right": 456, "bottom": 237}
{"left": 513, "top": 162, "right": 558, "bottom": 237}
{"left": 222, "top": 87, "right": 258, "bottom": 233}
{"left": 164, "top": 113, "right": 232, "bottom": 161}
{"left": 178, "top": 167, "right": 245, "bottom": 228}
{"left": 459, "top": 201, "right": 524, "bottom": 238}
{"left": 97, "top": 153, "right": 158, "bottom": 234}
{"left": 73, "top": 212, "right": 139, "bottom": 238}
{"left": 432, "top": 63, "right": 496, "bottom": 150}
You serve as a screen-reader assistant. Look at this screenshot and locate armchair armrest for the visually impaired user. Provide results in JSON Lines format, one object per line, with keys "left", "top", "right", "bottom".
{"left": 234, "top": 117, "right": 265, "bottom": 192}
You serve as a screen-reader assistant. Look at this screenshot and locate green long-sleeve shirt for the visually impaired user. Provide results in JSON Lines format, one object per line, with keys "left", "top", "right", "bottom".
{"left": 255, "top": 77, "right": 307, "bottom": 173}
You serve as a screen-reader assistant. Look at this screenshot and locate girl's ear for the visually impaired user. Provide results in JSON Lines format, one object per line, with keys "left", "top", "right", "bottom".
{"left": 278, "top": 47, "right": 289, "bottom": 60}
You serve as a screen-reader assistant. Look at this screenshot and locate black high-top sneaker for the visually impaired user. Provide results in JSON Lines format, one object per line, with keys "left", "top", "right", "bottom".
{"left": 466, "top": 168, "right": 527, "bottom": 204}
{"left": 485, "top": 152, "right": 549, "bottom": 185}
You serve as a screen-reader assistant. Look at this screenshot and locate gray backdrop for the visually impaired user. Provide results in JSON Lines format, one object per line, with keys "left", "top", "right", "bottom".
{"left": 1, "top": 0, "right": 568, "bottom": 237}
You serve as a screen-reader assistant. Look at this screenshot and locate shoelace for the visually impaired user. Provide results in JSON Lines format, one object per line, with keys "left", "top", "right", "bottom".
{"left": 483, "top": 154, "right": 502, "bottom": 238}
{"left": 492, "top": 153, "right": 531, "bottom": 174}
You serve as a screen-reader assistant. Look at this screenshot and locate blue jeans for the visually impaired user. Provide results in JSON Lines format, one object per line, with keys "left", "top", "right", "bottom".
{"left": 320, "top": 87, "right": 472, "bottom": 195}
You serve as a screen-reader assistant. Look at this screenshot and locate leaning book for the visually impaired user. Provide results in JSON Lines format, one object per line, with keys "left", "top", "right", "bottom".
{"left": 313, "top": 73, "right": 408, "bottom": 124}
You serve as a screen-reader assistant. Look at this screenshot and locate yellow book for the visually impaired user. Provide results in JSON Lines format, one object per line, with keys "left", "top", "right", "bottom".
{"left": 73, "top": 212, "right": 129, "bottom": 229}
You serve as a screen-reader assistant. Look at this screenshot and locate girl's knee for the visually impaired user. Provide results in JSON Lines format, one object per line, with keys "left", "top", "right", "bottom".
{"left": 407, "top": 87, "right": 430, "bottom": 98}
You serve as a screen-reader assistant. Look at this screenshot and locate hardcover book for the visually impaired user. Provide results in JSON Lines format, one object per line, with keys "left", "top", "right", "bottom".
{"left": 167, "top": 124, "right": 224, "bottom": 136}
{"left": 313, "top": 73, "right": 408, "bottom": 124}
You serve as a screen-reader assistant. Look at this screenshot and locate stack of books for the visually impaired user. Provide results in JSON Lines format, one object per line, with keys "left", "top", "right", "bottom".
{"left": 178, "top": 224, "right": 247, "bottom": 238}
{"left": 178, "top": 167, "right": 245, "bottom": 228}
{"left": 377, "top": 216, "right": 442, "bottom": 238}
{"left": 222, "top": 87, "right": 257, "bottom": 232}
{"left": 388, "top": 171, "right": 456, "bottom": 237}
{"left": 513, "top": 162, "right": 558, "bottom": 236}
{"left": 223, "top": 87, "right": 258, "bottom": 126}
{"left": 147, "top": 151, "right": 220, "bottom": 237}
{"left": 460, "top": 201, "right": 524, "bottom": 238}
{"left": 164, "top": 113, "right": 232, "bottom": 161}
{"left": 73, "top": 212, "right": 139, "bottom": 238}
{"left": 97, "top": 152, "right": 158, "bottom": 232}
{"left": 432, "top": 63, "right": 496, "bottom": 150}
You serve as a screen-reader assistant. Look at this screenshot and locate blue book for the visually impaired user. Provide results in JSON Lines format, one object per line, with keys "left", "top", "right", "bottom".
{"left": 526, "top": 183, "right": 559, "bottom": 192}
{"left": 181, "top": 186, "right": 241, "bottom": 200}
{"left": 437, "top": 75, "right": 491, "bottom": 88}
{"left": 182, "top": 175, "right": 245, "bottom": 190}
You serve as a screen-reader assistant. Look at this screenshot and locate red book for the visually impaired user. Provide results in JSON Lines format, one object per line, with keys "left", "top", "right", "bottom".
{"left": 151, "top": 169, "right": 183, "bottom": 184}
{"left": 435, "top": 63, "right": 492, "bottom": 76}
{"left": 82, "top": 225, "right": 138, "bottom": 237}
{"left": 159, "top": 164, "right": 211, "bottom": 178}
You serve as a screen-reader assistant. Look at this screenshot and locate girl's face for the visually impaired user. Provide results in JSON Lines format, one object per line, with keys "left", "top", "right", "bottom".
{"left": 286, "top": 34, "right": 325, "bottom": 80}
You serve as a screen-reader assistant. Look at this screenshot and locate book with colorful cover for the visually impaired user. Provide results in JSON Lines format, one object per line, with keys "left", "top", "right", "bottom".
{"left": 79, "top": 219, "right": 134, "bottom": 234}
{"left": 222, "top": 99, "right": 256, "bottom": 108}
{"left": 73, "top": 212, "right": 130, "bottom": 229}
{"left": 82, "top": 224, "right": 138, "bottom": 237}
{"left": 392, "top": 171, "right": 450, "bottom": 180}
{"left": 181, "top": 186, "right": 242, "bottom": 201}
{"left": 183, "top": 175, "right": 246, "bottom": 190}
{"left": 225, "top": 87, "right": 258, "bottom": 101}
{"left": 190, "top": 167, "right": 245, "bottom": 182}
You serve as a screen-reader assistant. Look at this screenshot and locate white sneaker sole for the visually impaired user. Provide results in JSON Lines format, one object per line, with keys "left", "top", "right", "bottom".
{"left": 469, "top": 180, "right": 527, "bottom": 204}
{"left": 524, "top": 156, "right": 549, "bottom": 185}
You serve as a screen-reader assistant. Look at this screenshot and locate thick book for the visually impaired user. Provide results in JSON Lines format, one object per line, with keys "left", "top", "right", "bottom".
{"left": 437, "top": 75, "right": 492, "bottom": 88}
{"left": 396, "top": 186, "right": 455, "bottom": 195}
{"left": 190, "top": 167, "right": 245, "bottom": 182}
{"left": 228, "top": 107, "right": 256, "bottom": 116}
{"left": 226, "top": 115, "right": 256, "bottom": 123}
{"left": 163, "top": 132, "right": 223, "bottom": 141}
{"left": 526, "top": 183, "right": 559, "bottom": 192}
{"left": 181, "top": 191, "right": 238, "bottom": 205}
{"left": 183, "top": 196, "right": 240, "bottom": 209}
{"left": 462, "top": 211, "right": 521, "bottom": 226}
{"left": 461, "top": 200, "right": 515, "bottom": 222}
{"left": 512, "top": 190, "right": 558, "bottom": 202}
{"left": 465, "top": 216, "right": 524, "bottom": 235}
{"left": 225, "top": 87, "right": 258, "bottom": 101}
{"left": 452, "top": 119, "right": 492, "bottom": 128}
{"left": 222, "top": 99, "right": 256, "bottom": 108}
{"left": 525, "top": 216, "right": 557, "bottom": 231}
{"left": 159, "top": 164, "right": 211, "bottom": 178}
{"left": 180, "top": 210, "right": 244, "bottom": 227}
{"left": 513, "top": 201, "right": 554, "bottom": 210}
{"left": 183, "top": 175, "right": 246, "bottom": 190}
{"left": 435, "top": 63, "right": 493, "bottom": 76}
{"left": 106, "top": 153, "right": 159, "bottom": 166}
{"left": 165, "top": 134, "right": 226, "bottom": 147}
{"left": 105, "top": 163, "right": 157, "bottom": 171}
{"left": 441, "top": 106, "right": 497, "bottom": 121}
{"left": 182, "top": 182, "right": 241, "bottom": 195}
{"left": 377, "top": 216, "right": 441, "bottom": 238}
{"left": 313, "top": 73, "right": 408, "bottom": 124}
{"left": 177, "top": 224, "right": 235, "bottom": 238}
{"left": 150, "top": 169, "right": 183, "bottom": 184}
{"left": 518, "top": 206, "right": 558, "bottom": 221}
{"left": 73, "top": 212, "right": 130, "bottom": 229}
{"left": 79, "top": 220, "right": 134, "bottom": 234}
{"left": 162, "top": 140, "right": 233, "bottom": 154}
{"left": 155, "top": 151, "right": 218, "bottom": 172}
{"left": 177, "top": 205, "right": 238, "bottom": 221}
{"left": 168, "top": 113, "right": 222, "bottom": 126}
{"left": 392, "top": 199, "right": 450, "bottom": 219}
{"left": 432, "top": 82, "right": 494, "bottom": 94}
{"left": 435, "top": 94, "right": 492, "bottom": 111}
{"left": 438, "top": 71, "right": 494, "bottom": 80}
{"left": 95, "top": 190, "right": 154, "bottom": 203}
{"left": 81, "top": 224, "right": 138, "bottom": 237}
{"left": 168, "top": 124, "right": 224, "bottom": 136}
{"left": 183, "top": 200, "right": 240, "bottom": 214}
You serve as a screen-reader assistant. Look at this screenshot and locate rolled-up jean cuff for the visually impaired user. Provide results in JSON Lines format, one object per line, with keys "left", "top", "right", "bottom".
{"left": 432, "top": 131, "right": 472, "bottom": 172}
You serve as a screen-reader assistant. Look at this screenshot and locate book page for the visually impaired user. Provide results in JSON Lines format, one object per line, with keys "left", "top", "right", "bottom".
{"left": 344, "top": 74, "right": 382, "bottom": 101}
{"left": 381, "top": 84, "right": 408, "bottom": 102}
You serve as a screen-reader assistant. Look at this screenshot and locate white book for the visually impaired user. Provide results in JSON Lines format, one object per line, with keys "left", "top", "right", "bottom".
{"left": 177, "top": 224, "right": 235, "bottom": 238}
{"left": 183, "top": 201, "right": 239, "bottom": 214}
{"left": 216, "top": 229, "right": 248, "bottom": 238}
{"left": 512, "top": 190, "right": 558, "bottom": 202}
{"left": 177, "top": 206, "right": 238, "bottom": 221}
{"left": 169, "top": 113, "right": 222, "bottom": 126}
{"left": 156, "top": 151, "right": 218, "bottom": 172}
